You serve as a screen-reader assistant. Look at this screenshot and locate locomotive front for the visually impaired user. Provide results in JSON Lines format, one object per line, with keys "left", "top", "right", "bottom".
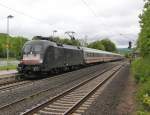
{"left": 17, "top": 40, "right": 46, "bottom": 77}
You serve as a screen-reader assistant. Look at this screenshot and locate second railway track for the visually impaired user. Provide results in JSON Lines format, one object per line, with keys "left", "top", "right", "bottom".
{"left": 0, "top": 80, "right": 31, "bottom": 93}
{"left": 21, "top": 64, "right": 124, "bottom": 115}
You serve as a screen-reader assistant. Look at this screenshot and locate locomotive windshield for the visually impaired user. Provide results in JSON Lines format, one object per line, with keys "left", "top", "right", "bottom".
{"left": 23, "top": 44, "right": 43, "bottom": 54}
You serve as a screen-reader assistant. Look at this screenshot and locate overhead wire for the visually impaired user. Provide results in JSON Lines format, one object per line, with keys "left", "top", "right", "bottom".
{"left": 80, "top": 0, "right": 125, "bottom": 41}
{"left": 0, "top": 0, "right": 124, "bottom": 39}
{"left": 0, "top": 2, "right": 53, "bottom": 26}
{"left": 80, "top": 0, "right": 98, "bottom": 17}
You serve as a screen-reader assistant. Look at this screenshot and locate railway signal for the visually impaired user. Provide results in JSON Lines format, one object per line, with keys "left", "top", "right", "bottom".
{"left": 128, "top": 41, "right": 132, "bottom": 49}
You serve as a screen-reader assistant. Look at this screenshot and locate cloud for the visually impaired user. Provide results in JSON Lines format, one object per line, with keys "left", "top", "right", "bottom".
{"left": 0, "top": 0, "right": 144, "bottom": 48}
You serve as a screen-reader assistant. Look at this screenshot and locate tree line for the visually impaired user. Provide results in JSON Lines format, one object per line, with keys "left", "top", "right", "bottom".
{"left": 138, "top": 0, "right": 150, "bottom": 57}
{"left": 87, "top": 39, "right": 117, "bottom": 52}
{"left": 52, "top": 37, "right": 117, "bottom": 52}
{"left": 131, "top": 0, "right": 150, "bottom": 113}
{"left": 0, "top": 33, "right": 28, "bottom": 59}
{"left": 0, "top": 33, "right": 117, "bottom": 59}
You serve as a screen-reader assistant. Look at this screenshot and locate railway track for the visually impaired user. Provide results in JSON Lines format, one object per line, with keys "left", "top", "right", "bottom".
{"left": 0, "top": 63, "right": 118, "bottom": 114}
{"left": 0, "top": 80, "right": 31, "bottom": 93}
{"left": 0, "top": 73, "right": 19, "bottom": 86}
{"left": 0, "top": 73, "right": 32, "bottom": 93}
{"left": 0, "top": 62, "right": 119, "bottom": 93}
{"left": 21, "top": 64, "right": 123, "bottom": 115}
{"left": 0, "top": 64, "right": 105, "bottom": 93}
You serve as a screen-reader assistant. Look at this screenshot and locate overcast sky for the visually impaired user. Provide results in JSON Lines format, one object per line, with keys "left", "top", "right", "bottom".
{"left": 0, "top": 0, "right": 144, "bottom": 48}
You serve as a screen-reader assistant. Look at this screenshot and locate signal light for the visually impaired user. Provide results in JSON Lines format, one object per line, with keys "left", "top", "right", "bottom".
{"left": 128, "top": 41, "right": 132, "bottom": 49}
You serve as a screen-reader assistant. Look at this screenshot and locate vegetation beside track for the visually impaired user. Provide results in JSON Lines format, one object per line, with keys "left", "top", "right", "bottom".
{"left": 132, "top": 0, "right": 150, "bottom": 114}
{"left": 0, "top": 65, "right": 17, "bottom": 70}
{"left": 132, "top": 57, "right": 150, "bottom": 115}
{"left": 0, "top": 33, "right": 28, "bottom": 59}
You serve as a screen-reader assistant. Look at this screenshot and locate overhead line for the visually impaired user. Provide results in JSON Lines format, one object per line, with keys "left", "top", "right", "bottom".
{"left": 80, "top": 0, "right": 97, "bottom": 17}
{"left": 0, "top": 2, "right": 53, "bottom": 26}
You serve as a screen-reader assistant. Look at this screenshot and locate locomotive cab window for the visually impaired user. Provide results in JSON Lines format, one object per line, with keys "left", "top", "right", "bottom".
{"left": 33, "top": 45, "right": 42, "bottom": 52}
{"left": 24, "top": 44, "right": 31, "bottom": 54}
{"left": 23, "top": 44, "right": 43, "bottom": 54}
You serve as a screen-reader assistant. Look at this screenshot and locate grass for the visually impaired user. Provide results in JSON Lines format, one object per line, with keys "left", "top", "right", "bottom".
{"left": 0, "top": 65, "right": 17, "bottom": 70}
{"left": 0, "top": 58, "right": 17, "bottom": 61}
{"left": 132, "top": 57, "right": 150, "bottom": 114}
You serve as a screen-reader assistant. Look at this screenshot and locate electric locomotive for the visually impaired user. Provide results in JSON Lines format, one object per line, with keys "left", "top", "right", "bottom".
{"left": 17, "top": 36, "right": 123, "bottom": 78}
{"left": 17, "top": 36, "right": 84, "bottom": 78}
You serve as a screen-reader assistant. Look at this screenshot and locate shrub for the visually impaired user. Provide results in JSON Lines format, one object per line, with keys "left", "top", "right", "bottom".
{"left": 132, "top": 57, "right": 150, "bottom": 113}
{"left": 137, "top": 79, "right": 150, "bottom": 110}
{"left": 132, "top": 57, "right": 150, "bottom": 83}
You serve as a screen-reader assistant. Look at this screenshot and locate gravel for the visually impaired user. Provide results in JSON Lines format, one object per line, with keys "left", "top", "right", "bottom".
{"left": 0, "top": 62, "right": 118, "bottom": 115}
{"left": 82, "top": 64, "right": 130, "bottom": 115}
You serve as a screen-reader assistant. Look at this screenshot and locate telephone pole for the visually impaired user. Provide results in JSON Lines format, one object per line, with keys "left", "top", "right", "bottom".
{"left": 6, "top": 15, "right": 14, "bottom": 70}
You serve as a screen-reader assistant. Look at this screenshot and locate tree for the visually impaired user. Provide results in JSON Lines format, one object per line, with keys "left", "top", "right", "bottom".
{"left": 138, "top": 0, "right": 150, "bottom": 57}
{"left": 10, "top": 36, "right": 28, "bottom": 59}
{"left": 87, "top": 39, "right": 117, "bottom": 52}
{"left": 53, "top": 37, "right": 81, "bottom": 46}
{"left": 88, "top": 41, "right": 105, "bottom": 50}
{"left": 101, "top": 39, "right": 117, "bottom": 52}
{"left": 0, "top": 33, "right": 28, "bottom": 59}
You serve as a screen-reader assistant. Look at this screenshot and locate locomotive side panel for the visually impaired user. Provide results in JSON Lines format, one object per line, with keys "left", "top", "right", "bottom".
{"left": 64, "top": 48, "right": 83, "bottom": 66}
{"left": 43, "top": 46, "right": 55, "bottom": 71}
{"left": 54, "top": 46, "right": 65, "bottom": 68}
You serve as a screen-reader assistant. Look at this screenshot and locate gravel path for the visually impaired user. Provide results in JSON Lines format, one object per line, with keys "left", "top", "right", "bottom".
{"left": 115, "top": 67, "right": 136, "bottom": 115}
{"left": 83, "top": 64, "right": 133, "bottom": 115}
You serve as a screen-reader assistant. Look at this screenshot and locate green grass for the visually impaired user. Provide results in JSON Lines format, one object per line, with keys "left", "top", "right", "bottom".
{"left": 0, "top": 65, "right": 17, "bottom": 70}
{"left": 0, "top": 58, "right": 17, "bottom": 61}
{"left": 137, "top": 111, "right": 150, "bottom": 115}
{"left": 132, "top": 57, "right": 150, "bottom": 114}
{"left": 132, "top": 57, "right": 150, "bottom": 83}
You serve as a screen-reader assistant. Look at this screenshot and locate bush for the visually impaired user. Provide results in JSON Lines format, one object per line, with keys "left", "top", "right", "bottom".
{"left": 137, "top": 111, "right": 150, "bottom": 115}
{"left": 132, "top": 57, "right": 150, "bottom": 114}
{"left": 132, "top": 57, "right": 150, "bottom": 83}
{"left": 136, "top": 80, "right": 150, "bottom": 115}
{"left": 137, "top": 79, "right": 150, "bottom": 109}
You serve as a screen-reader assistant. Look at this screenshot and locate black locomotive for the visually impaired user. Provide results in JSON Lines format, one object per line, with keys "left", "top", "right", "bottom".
{"left": 17, "top": 36, "right": 123, "bottom": 78}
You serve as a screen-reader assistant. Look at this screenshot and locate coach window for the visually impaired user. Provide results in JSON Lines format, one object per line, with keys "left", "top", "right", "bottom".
{"left": 87, "top": 53, "right": 89, "bottom": 57}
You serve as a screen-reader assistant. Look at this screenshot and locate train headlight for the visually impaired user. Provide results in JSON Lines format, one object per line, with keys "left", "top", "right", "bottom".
{"left": 39, "top": 60, "right": 43, "bottom": 63}
{"left": 33, "top": 66, "right": 40, "bottom": 71}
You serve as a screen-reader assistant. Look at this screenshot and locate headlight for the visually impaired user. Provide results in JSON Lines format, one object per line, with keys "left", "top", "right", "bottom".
{"left": 33, "top": 66, "right": 40, "bottom": 71}
{"left": 39, "top": 60, "right": 43, "bottom": 63}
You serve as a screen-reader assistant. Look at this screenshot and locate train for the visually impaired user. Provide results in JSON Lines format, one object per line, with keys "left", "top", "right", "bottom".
{"left": 17, "top": 36, "right": 124, "bottom": 78}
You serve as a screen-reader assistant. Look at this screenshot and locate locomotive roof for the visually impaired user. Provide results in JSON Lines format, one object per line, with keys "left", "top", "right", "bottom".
{"left": 25, "top": 40, "right": 82, "bottom": 51}
{"left": 25, "top": 40, "right": 56, "bottom": 46}
{"left": 25, "top": 40, "right": 122, "bottom": 56}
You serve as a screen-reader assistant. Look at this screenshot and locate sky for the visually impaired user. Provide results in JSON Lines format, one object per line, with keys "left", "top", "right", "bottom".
{"left": 0, "top": 0, "right": 144, "bottom": 48}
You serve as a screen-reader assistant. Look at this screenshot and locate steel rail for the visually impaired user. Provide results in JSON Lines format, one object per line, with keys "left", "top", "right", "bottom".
{"left": 0, "top": 80, "right": 31, "bottom": 92}
{"left": 0, "top": 64, "right": 114, "bottom": 110}
{"left": 21, "top": 64, "right": 123, "bottom": 115}
{"left": 64, "top": 65, "right": 123, "bottom": 115}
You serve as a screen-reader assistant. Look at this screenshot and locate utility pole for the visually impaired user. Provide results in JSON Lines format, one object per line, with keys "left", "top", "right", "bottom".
{"left": 52, "top": 30, "right": 57, "bottom": 38}
{"left": 6, "top": 15, "right": 14, "bottom": 70}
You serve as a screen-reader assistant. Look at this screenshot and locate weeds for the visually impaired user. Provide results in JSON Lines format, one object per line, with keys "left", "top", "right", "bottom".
{"left": 132, "top": 57, "right": 150, "bottom": 114}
